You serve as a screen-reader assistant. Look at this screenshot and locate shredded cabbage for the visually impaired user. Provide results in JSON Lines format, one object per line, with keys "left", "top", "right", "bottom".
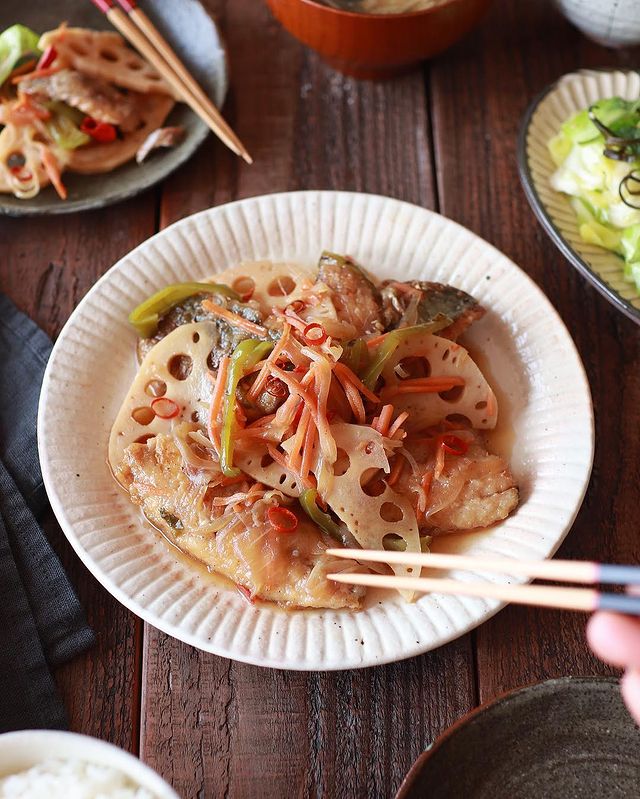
{"left": 549, "top": 97, "right": 640, "bottom": 292}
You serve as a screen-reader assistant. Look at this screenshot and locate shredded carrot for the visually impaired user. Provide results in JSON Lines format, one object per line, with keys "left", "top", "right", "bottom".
{"left": 398, "top": 377, "right": 465, "bottom": 387}
{"left": 366, "top": 333, "right": 387, "bottom": 349}
{"left": 328, "top": 376, "right": 353, "bottom": 421}
{"left": 419, "top": 470, "right": 433, "bottom": 513}
{"left": 248, "top": 323, "right": 291, "bottom": 400}
{"left": 380, "top": 377, "right": 464, "bottom": 402}
{"left": 334, "top": 369, "right": 365, "bottom": 423}
{"left": 267, "top": 444, "right": 290, "bottom": 471}
{"left": 376, "top": 404, "right": 394, "bottom": 437}
{"left": 387, "top": 455, "right": 406, "bottom": 487}
{"left": 247, "top": 413, "right": 276, "bottom": 428}
{"left": 300, "top": 419, "right": 317, "bottom": 482}
{"left": 12, "top": 66, "right": 60, "bottom": 84}
{"left": 434, "top": 444, "right": 446, "bottom": 481}
{"left": 388, "top": 411, "right": 410, "bottom": 438}
{"left": 201, "top": 300, "right": 269, "bottom": 338}
{"left": 269, "top": 364, "right": 318, "bottom": 413}
{"left": 208, "top": 356, "right": 230, "bottom": 451}
{"left": 289, "top": 406, "right": 311, "bottom": 473}
{"left": 333, "top": 362, "right": 380, "bottom": 404}
{"left": 9, "top": 58, "right": 37, "bottom": 79}
{"left": 39, "top": 146, "right": 66, "bottom": 200}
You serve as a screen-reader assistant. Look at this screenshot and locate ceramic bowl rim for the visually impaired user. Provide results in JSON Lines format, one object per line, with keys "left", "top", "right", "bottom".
{"left": 395, "top": 676, "right": 621, "bottom": 799}
{"left": 517, "top": 68, "right": 640, "bottom": 327}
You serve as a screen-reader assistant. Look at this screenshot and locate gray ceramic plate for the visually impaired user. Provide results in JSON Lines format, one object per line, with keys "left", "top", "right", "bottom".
{"left": 397, "top": 678, "right": 640, "bottom": 799}
{"left": 0, "top": 0, "right": 227, "bottom": 216}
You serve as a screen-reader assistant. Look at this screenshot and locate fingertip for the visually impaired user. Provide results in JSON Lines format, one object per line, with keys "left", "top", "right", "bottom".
{"left": 587, "top": 611, "right": 640, "bottom": 668}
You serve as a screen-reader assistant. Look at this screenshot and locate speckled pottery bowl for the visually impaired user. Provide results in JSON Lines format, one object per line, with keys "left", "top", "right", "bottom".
{"left": 397, "top": 678, "right": 640, "bottom": 799}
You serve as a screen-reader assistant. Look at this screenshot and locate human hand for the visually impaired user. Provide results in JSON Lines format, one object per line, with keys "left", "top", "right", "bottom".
{"left": 587, "top": 611, "right": 640, "bottom": 724}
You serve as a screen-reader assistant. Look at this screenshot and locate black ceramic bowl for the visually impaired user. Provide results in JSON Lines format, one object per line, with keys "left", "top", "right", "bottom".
{"left": 397, "top": 678, "right": 640, "bottom": 799}
{"left": 0, "top": 0, "right": 227, "bottom": 215}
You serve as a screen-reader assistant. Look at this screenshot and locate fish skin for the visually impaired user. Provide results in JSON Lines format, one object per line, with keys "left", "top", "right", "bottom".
{"left": 382, "top": 280, "right": 485, "bottom": 340}
{"left": 19, "top": 68, "right": 137, "bottom": 128}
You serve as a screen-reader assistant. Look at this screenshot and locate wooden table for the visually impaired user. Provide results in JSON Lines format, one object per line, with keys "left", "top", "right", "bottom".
{"left": 2, "top": 1, "right": 639, "bottom": 796}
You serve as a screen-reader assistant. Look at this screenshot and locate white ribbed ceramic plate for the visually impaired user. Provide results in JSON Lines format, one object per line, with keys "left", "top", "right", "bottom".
{"left": 519, "top": 69, "right": 640, "bottom": 325}
{"left": 38, "top": 191, "right": 593, "bottom": 670}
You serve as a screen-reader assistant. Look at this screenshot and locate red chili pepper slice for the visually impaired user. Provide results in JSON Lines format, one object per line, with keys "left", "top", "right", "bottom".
{"left": 151, "top": 397, "right": 180, "bottom": 419}
{"left": 241, "top": 288, "right": 254, "bottom": 302}
{"left": 303, "top": 323, "right": 327, "bottom": 346}
{"left": 37, "top": 45, "right": 58, "bottom": 70}
{"left": 80, "top": 117, "right": 117, "bottom": 143}
{"left": 289, "top": 299, "right": 306, "bottom": 315}
{"left": 9, "top": 166, "right": 33, "bottom": 182}
{"left": 440, "top": 434, "right": 469, "bottom": 456}
{"left": 267, "top": 505, "right": 299, "bottom": 533}
{"left": 265, "top": 375, "right": 287, "bottom": 398}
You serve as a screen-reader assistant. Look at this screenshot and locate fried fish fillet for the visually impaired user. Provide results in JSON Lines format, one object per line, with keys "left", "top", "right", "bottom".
{"left": 116, "top": 433, "right": 364, "bottom": 609}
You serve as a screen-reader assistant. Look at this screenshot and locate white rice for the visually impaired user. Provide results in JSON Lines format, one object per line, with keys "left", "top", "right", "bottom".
{"left": 0, "top": 758, "right": 157, "bottom": 799}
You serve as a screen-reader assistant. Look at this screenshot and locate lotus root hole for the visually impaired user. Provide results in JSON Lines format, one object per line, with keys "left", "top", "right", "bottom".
{"left": 475, "top": 400, "right": 487, "bottom": 410}
{"left": 446, "top": 413, "right": 472, "bottom": 428}
{"left": 168, "top": 354, "right": 193, "bottom": 380}
{"left": 134, "top": 434, "right": 156, "bottom": 445}
{"left": 7, "top": 152, "right": 25, "bottom": 169}
{"left": 267, "top": 276, "right": 296, "bottom": 297}
{"left": 69, "top": 42, "right": 88, "bottom": 56}
{"left": 260, "top": 453, "right": 274, "bottom": 468}
{"left": 442, "top": 349, "right": 450, "bottom": 361}
{"left": 396, "top": 356, "right": 431, "bottom": 380}
{"left": 100, "top": 49, "right": 118, "bottom": 62}
{"left": 127, "top": 60, "right": 143, "bottom": 71}
{"left": 382, "top": 533, "right": 407, "bottom": 551}
{"left": 361, "top": 475, "right": 386, "bottom": 497}
{"left": 333, "top": 449, "right": 350, "bottom": 476}
{"left": 380, "top": 503, "right": 404, "bottom": 523}
{"left": 145, "top": 379, "right": 167, "bottom": 398}
{"left": 439, "top": 384, "right": 465, "bottom": 403}
{"left": 132, "top": 406, "right": 155, "bottom": 426}
{"left": 192, "top": 332, "right": 200, "bottom": 343}
{"left": 278, "top": 474, "right": 287, "bottom": 485}
{"left": 191, "top": 411, "right": 199, "bottom": 423}
{"left": 233, "top": 276, "right": 255, "bottom": 296}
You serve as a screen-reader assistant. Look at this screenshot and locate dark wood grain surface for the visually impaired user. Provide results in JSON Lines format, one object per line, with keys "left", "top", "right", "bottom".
{"left": 0, "top": 0, "right": 637, "bottom": 796}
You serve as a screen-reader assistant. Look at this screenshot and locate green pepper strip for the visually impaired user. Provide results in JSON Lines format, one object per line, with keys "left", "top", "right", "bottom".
{"left": 129, "top": 282, "right": 240, "bottom": 338}
{"left": 383, "top": 534, "right": 432, "bottom": 553}
{"left": 299, "top": 489, "right": 343, "bottom": 542}
{"left": 339, "top": 338, "right": 369, "bottom": 375}
{"left": 220, "top": 339, "right": 274, "bottom": 478}
{"left": 361, "top": 318, "right": 452, "bottom": 391}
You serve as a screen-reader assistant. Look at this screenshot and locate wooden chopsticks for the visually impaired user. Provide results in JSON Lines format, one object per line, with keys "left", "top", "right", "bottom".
{"left": 90, "top": 0, "right": 252, "bottom": 164}
{"left": 326, "top": 549, "right": 640, "bottom": 616}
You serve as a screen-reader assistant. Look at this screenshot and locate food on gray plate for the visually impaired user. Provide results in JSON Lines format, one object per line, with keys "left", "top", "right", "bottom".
{"left": 0, "top": 23, "right": 184, "bottom": 201}
{"left": 109, "top": 253, "right": 518, "bottom": 608}
{"left": 548, "top": 96, "right": 640, "bottom": 294}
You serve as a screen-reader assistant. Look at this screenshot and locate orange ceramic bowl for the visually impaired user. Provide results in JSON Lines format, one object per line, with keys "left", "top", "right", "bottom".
{"left": 264, "top": 0, "right": 493, "bottom": 79}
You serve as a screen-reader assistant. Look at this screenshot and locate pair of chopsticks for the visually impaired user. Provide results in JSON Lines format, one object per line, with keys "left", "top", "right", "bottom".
{"left": 90, "top": 0, "right": 252, "bottom": 164}
{"left": 327, "top": 549, "right": 640, "bottom": 615}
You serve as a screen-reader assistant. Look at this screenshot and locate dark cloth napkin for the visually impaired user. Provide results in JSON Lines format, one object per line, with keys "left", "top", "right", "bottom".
{"left": 0, "top": 295, "right": 94, "bottom": 732}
